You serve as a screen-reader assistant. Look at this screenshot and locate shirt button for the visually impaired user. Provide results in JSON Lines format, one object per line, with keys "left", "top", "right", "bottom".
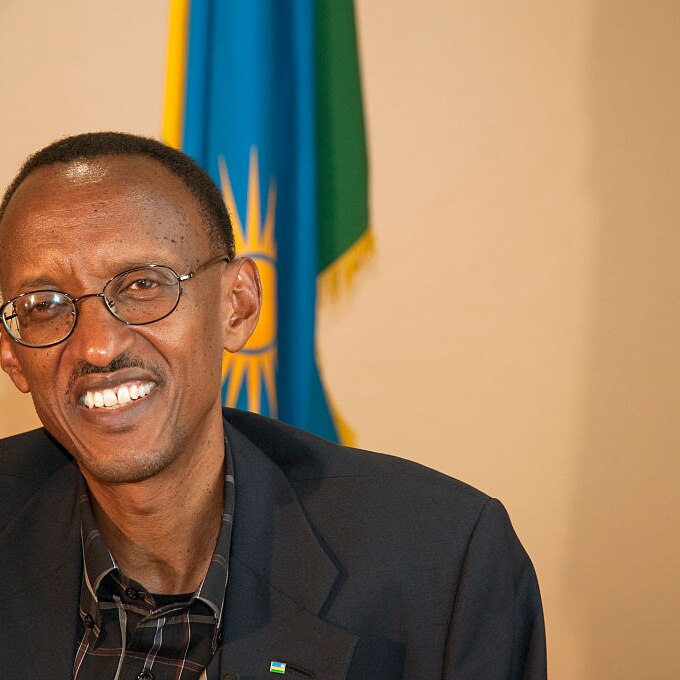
{"left": 82, "top": 614, "right": 94, "bottom": 628}
{"left": 136, "top": 671, "right": 154, "bottom": 680}
{"left": 125, "top": 587, "right": 140, "bottom": 600}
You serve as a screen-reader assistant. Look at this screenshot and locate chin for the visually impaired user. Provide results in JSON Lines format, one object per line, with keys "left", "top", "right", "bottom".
{"left": 74, "top": 424, "right": 188, "bottom": 485}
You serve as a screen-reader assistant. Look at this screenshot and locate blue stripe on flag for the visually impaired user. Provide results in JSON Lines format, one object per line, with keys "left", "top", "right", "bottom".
{"left": 182, "top": 0, "right": 339, "bottom": 441}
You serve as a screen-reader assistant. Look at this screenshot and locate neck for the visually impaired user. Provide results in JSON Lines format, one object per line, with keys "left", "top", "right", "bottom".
{"left": 83, "top": 426, "right": 226, "bottom": 594}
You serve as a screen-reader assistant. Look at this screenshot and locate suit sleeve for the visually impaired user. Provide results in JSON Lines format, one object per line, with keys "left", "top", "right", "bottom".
{"left": 442, "top": 498, "right": 547, "bottom": 680}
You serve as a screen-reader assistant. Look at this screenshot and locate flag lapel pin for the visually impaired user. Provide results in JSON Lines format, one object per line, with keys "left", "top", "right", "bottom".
{"left": 270, "top": 661, "right": 286, "bottom": 674}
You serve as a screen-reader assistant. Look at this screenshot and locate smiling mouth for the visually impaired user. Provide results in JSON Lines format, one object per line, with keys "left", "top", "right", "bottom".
{"left": 81, "top": 382, "right": 157, "bottom": 409}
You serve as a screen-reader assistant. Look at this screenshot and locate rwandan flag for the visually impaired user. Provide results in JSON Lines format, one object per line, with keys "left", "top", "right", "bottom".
{"left": 162, "top": 1, "right": 370, "bottom": 443}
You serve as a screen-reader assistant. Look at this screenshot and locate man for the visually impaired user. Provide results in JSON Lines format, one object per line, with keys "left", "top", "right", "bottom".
{"left": 0, "top": 132, "right": 546, "bottom": 680}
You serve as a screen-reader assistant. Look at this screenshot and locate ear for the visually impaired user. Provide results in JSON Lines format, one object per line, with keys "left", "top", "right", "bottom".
{"left": 0, "top": 328, "right": 31, "bottom": 393}
{"left": 222, "top": 257, "right": 262, "bottom": 353}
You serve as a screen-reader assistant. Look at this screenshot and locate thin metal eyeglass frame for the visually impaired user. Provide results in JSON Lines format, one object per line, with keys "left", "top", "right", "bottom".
{"left": 0, "top": 254, "right": 231, "bottom": 349}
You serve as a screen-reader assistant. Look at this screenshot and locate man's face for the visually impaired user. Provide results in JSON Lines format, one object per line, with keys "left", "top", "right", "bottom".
{"left": 0, "top": 155, "right": 246, "bottom": 484}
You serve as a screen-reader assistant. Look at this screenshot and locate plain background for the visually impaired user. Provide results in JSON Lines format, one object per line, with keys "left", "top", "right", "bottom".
{"left": 1, "top": 2, "right": 679, "bottom": 678}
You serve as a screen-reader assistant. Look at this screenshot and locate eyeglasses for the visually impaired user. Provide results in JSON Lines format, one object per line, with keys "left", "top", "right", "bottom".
{"left": 0, "top": 254, "right": 230, "bottom": 348}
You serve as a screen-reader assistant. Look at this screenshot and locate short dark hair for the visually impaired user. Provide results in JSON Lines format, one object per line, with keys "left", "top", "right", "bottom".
{"left": 0, "top": 131, "right": 234, "bottom": 258}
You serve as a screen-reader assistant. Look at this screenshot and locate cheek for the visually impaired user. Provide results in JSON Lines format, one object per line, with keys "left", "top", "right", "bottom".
{"left": 190, "top": 322, "right": 226, "bottom": 381}
{"left": 30, "top": 362, "right": 65, "bottom": 402}
{"left": 22, "top": 356, "right": 71, "bottom": 432}
{"left": 195, "top": 296, "right": 228, "bottom": 348}
{"left": 15, "top": 348, "right": 62, "bottom": 390}
{"left": 157, "top": 311, "right": 225, "bottom": 383}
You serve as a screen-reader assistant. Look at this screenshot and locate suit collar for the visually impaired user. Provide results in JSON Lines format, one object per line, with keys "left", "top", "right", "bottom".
{"left": 225, "top": 419, "right": 339, "bottom": 615}
{"left": 215, "top": 418, "right": 358, "bottom": 679}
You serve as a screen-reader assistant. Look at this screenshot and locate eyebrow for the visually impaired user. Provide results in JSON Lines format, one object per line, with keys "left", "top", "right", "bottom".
{"left": 12, "top": 260, "right": 175, "bottom": 295}
{"left": 14, "top": 277, "right": 62, "bottom": 293}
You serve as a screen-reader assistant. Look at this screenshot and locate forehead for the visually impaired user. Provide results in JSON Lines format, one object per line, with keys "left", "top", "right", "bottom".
{"left": 0, "top": 156, "right": 213, "bottom": 289}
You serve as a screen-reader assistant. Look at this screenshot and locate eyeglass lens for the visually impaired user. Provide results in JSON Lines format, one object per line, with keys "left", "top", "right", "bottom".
{"left": 5, "top": 292, "right": 75, "bottom": 347}
{"left": 2, "top": 266, "right": 181, "bottom": 347}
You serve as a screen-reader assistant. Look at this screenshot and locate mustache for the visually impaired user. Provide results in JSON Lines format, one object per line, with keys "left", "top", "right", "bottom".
{"left": 67, "top": 352, "right": 167, "bottom": 392}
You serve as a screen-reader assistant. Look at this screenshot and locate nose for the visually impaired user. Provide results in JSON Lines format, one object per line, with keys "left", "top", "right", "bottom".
{"left": 65, "top": 294, "right": 134, "bottom": 367}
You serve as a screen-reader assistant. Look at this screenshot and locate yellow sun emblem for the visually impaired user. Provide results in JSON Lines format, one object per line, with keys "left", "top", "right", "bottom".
{"left": 218, "top": 148, "right": 278, "bottom": 416}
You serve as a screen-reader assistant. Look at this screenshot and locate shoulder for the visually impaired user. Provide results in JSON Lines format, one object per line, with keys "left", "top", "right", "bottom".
{"left": 224, "top": 406, "right": 484, "bottom": 487}
{"left": 0, "top": 428, "right": 73, "bottom": 530}
{"left": 0, "top": 427, "right": 71, "bottom": 478}
{"left": 223, "top": 407, "right": 493, "bottom": 539}
{"left": 222, "top": 409, "right": 541, "bottom": 642}
{"left": 223, "top": 413, "right": 546, "bottom": 673}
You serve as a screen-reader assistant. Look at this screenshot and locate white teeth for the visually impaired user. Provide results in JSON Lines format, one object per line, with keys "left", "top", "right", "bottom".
{"left": 83, "top": 382, "right": 156, "bottom": 409}
{"left": 117, "top": 385, "right": 131, "bottom": 405}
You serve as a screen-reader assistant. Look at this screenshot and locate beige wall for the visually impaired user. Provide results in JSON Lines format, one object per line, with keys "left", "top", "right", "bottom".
{"left": 1, "top": 1, "right": 679, "bottom": 678}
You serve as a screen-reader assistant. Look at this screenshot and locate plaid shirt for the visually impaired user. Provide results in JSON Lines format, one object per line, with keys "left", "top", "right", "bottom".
{"left": 72, "top": 448, "right": 235, "bottom": 680}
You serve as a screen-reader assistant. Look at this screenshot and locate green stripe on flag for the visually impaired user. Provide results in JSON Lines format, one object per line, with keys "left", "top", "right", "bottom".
{"left": 315, "top": 0, "right": 369, "bottom": 273}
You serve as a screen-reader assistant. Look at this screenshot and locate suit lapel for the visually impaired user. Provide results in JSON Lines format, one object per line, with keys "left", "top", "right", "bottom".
{"left": 210, "top": 422, "right": 358, "bottom": 680}
{"left": 0, "top": 457, "right": 82, "bottom": 678}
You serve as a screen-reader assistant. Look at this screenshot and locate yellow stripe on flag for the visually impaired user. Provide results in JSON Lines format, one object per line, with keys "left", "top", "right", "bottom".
{"left": 162, "top": 0, "right": 189, "bottom": 148}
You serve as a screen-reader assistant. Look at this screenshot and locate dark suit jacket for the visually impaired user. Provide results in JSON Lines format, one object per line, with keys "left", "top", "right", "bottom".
{"left": 0, "top": 408, "right": 546, "bottom": 680}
